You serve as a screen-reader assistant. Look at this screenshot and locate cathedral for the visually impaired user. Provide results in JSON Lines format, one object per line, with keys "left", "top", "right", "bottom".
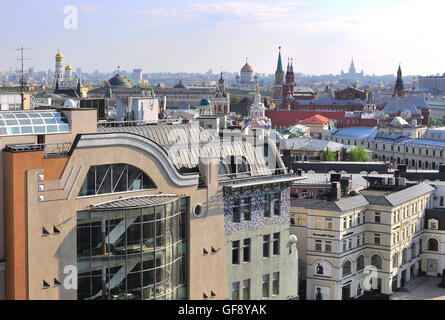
{"left": 54, "top": 49, "right": 79, "bottom": 89}
{"left": 234, "top": 58, "right": 259, "bottom": 90}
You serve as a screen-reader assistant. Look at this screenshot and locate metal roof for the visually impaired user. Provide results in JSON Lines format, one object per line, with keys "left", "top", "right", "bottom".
{"left": 385, "top": 183, "right": 435, "bottom": 206}
{"left": 92, "top": 195, "right": 179, "bottom": 210}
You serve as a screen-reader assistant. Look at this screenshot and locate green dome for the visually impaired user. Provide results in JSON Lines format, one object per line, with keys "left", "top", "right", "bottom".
{"left": 200, "top": 98, "right": 211, "bottom": 106}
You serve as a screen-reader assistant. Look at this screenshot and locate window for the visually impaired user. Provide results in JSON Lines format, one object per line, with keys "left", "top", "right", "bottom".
{"left": 343, "top": 218, "right": 347, "bottom": 229}
{"left": 325, "top": 240, "right": 332, "bottom": 252}
{"left": 371, "top": 254, "right": 382, "bottom": 270}
{"left": 348, "top": 216, "right": 352, "bottom": 227}
{"left": 375, "top": 212, "right": 381, "bottom": 223}
{"left": 348, "top": 238, "right": 352, "bottom": 249}
{"left": 232, "top": 282, "right": 240, "bottom": 300}
{"left": 374, "top": 234, "right": 381, "bottom": 245}
{"left": 315, "top": 240, "right": 322, "bottom": 252}
{"left": 243, "top": 239, "right": 251, "bottom": 263}
{"left": 392, "top": 253, "right": 399, "bottom": 268}
{"left": 233, "top": 198, "right": 241, "bottom": 223}
{"left": 243, "top": 279, "right": 251, "bottom": 300}
{"left": 315, "top": 217, "right": 324, "bottom": 229}
{"left": 243, "top": 197, "right": 251, "bottom": 221}
{"left": 402, "top": 248, "right": 408, "bottom": 264}
{"left": 232, "top": 241, "right": 240, "bottom": 265}
{"left": 272, "top": 272, "right": 280, "bottom": 295}
{"left": 325, "top": 218, "right": 333, "bottom": 230}
{"left": 357, "top": 255, "right": 365, "bottom": 271}
{"left": 342, "top": 260, "right": 352, "bottom": 277}
{"left": 263, "top": 235, "right": 270, "bottom": 258}
{"left": 262, "top": 274, "right": 270, "bottom": 298}
{"left": 342, "top": 240, "right": 346, "bottom": 252}
{"left": 264, "top": 194, "right": 271, "bottom": 217}
{"left": 78, "top": 164, "right": 156, "bottom": 197}
{"left": 273, "top": 233, "right": 280, "bottom": 255}
{"left": 428, "top": 238, "right": 439, "bottom": 251}
{"left": 273, "top": 193, "right": 281, "bottom": 216}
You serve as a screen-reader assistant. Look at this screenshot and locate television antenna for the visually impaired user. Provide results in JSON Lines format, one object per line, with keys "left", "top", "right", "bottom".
{"left": 13, "top": 45, "right": 33, "bottom": 108}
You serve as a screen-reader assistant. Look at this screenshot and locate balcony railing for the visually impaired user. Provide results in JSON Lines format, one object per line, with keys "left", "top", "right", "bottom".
{"left": 5, "top": 142, "right": 71, "bottom": 157}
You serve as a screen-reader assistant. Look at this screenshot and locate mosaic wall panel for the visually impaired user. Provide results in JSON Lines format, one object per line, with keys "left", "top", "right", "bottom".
{"left": 223, "top": 183, "right": 291, "bottom": 236}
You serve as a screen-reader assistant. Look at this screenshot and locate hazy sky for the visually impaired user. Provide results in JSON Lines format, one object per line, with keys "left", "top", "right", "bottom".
{"left": 1, "top": 0, "right": 444, "bottom": 75}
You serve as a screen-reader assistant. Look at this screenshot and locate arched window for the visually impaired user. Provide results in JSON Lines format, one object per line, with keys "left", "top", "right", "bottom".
{"left": 218, "top": 159, "right": 230, "bottom": 176}
{"left": 78, "top": 163, "right": 156, "bottom": 197}
{"left": 371, "top": 254, "right": 382, "bottom": 270}
{"left": 402, "top": 248, "right": 408, "bottom": 264}
{"left": 428, "top": 238, "right": 439, "bottom": 252}
{"left": 342, "top": 260, "right": 352, "bottom": 277}
{"left": 392, "top": 253, "right": 399, "bottom": 268}
{"left": 411, "top": 243, "right": 416, "bottom": 258}
{"left": 357, "top": 255, "right": 365, "bottom": 271}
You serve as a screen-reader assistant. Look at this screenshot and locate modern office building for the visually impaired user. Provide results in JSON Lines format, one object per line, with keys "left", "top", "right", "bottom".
{"left": 0, "top": 110, "right": 299, "bottom": 300}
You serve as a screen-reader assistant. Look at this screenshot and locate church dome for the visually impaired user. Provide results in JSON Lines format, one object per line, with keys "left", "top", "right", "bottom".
{"left": 55, "top": 50, "right": 63, "bottom": 62}
{"left": 108, "top": 73, "right": 132, "bottom": 88}
{"left": 241, "top": 62, "right": 253, "bottom": 73}
{"left": 200, "top": 98, "right": 211, "bottom": 106}
{"left": 174, "top": 80, "right": 188, "bottom": 89}
{"left": 65, "top": 65, "right": 72, "bottom": 71}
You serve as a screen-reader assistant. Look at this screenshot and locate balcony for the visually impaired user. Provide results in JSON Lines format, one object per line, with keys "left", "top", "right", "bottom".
{"left": 4, "top": 142, "right": 71, "bottom": 157}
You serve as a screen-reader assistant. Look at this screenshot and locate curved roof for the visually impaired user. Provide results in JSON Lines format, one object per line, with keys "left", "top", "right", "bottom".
{"left": 200, "top": 98, "right": 211, "bottom": 106}
{"left": 174, "top": 80, "right": 188, "bottom": 89}
{"left": 97, "top": 124, "right": 278, "bottom": 175}
{"left": 92, "top": 195, "right": 179, "bottom": 210}
{"left": 108, "top": 73, "right": 132, "bottom": 88}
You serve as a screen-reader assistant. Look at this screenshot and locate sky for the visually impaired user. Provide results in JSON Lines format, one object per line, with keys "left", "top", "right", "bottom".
{"left": 0, "top": 0, "right": 444, "bottom": 76}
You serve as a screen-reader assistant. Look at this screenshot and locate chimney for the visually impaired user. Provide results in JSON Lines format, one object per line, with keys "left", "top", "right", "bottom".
{"left": 331, "top": 182, "right": 341, "bottom": 201}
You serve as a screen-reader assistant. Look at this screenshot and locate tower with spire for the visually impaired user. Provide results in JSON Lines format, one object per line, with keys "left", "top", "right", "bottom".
{"left": 282, "top": 57, "right": 295, "bottom": 104}
{"left": 55, "top": 49, "right": 64, "bottom": 83}
{"left": 273, "top": 47, "right": 284, "bottom": 100}
{"left": 393, "top": 64, "right": 405, "bottom": 98}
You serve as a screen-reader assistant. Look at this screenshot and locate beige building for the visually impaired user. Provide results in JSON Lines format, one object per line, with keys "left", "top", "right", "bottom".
{"left": 291, "top": 181, "right": 434, "bottom": 300}
{"left": 0, "top": 108, "right": 298, "bottom": 300}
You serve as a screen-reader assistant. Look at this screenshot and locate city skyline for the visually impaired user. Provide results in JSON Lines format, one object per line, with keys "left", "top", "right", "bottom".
{"left": 1, "top": 0, "right": 444, "bottom": 76}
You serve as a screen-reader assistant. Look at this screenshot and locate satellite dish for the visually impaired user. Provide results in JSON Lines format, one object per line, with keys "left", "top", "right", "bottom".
{"left": 289, "top": 234, "right": 298, "bottom": 244}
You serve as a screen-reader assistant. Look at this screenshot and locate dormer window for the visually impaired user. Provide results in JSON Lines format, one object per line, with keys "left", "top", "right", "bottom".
{"left": 428, "top": 219, "right": 439, "bottom": 230}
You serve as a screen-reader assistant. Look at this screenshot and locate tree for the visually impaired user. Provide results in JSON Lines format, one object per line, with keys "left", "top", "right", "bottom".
{"left": 347, "top": 146, "right": 369, "bottom": 162}
{"left": 230, "top": 97, "right": 241, "bottom": 105}
{"left": 430, "top": 117, "right": 444, "bottom": 127}
{"left": 324, "top": 148, "right": 336, "bottom": 161}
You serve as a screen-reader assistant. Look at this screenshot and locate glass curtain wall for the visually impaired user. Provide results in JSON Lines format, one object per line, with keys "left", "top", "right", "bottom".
{"left": 77, "top": 197, "right": 188, "bottom": 300}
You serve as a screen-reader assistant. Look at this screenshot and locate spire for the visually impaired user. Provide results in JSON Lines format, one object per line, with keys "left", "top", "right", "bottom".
{"left": 393, "top": 63, "right": 405, "bottom": 98}
{"left": 76, "top": 77, "right": 81, "bottom": 97}
{"left": 276, "top": 46, "right": 283, "bottom": 73}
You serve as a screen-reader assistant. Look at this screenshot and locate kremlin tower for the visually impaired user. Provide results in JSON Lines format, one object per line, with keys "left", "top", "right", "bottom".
{"left": 273, "top": 47, "right": 284, "bottom": 101}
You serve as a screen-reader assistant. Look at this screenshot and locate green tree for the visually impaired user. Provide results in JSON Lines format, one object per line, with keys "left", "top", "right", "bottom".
{"left": 347, "top": 146, "right": 369, "bottom": 162}
{"left": 324, "top": 148, "right": 336, "bottom": 161}
{"left": 430, "top": 117, "right": 444, "bottom": 127}
{"left": 230, "top": 97, "right": 241, "bottom": 105}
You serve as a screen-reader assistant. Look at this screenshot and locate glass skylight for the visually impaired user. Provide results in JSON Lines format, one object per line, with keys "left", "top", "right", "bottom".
{"left": 0, "top": 111, "right": 70, "bottom": 136}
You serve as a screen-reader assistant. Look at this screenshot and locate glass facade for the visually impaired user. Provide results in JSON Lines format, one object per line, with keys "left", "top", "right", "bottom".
{"left": 0, "top": 111, "right": 70, "bottom": 136}
{"left": 77, "top": 197, "right": 188, "bottom": 300}
{"left": 78, "top": 164, "right": 156, "bottom": 197}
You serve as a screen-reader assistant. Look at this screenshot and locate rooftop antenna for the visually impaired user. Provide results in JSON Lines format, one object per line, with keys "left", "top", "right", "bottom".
{"left": 13, "top": 45, "right": 33, "bottom": 109}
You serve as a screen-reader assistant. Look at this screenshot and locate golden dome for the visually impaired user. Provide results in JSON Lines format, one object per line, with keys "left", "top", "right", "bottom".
{"left": 65, "top": 65, "right": 72, "bottom": 71}
{"left": 241, "top": 62, "right": 253, "bottom": 73}
{"left": 269, "top": 101, "right": 276, "bottom": 109}
{"left": 55, "top": 50, "right": 63, "bottom": 61}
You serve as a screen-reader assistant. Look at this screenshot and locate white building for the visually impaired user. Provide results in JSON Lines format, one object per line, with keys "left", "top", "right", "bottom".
{"left": 234, "top": 59, "right": 259, "bottom": 90}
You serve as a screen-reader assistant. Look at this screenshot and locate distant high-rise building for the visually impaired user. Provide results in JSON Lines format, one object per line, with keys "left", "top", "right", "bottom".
{"left": 340, "top": 57, "right": 364, "bottom": 79}
{"left": 132, "top": 69, "right": 143, "bottom": 83}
